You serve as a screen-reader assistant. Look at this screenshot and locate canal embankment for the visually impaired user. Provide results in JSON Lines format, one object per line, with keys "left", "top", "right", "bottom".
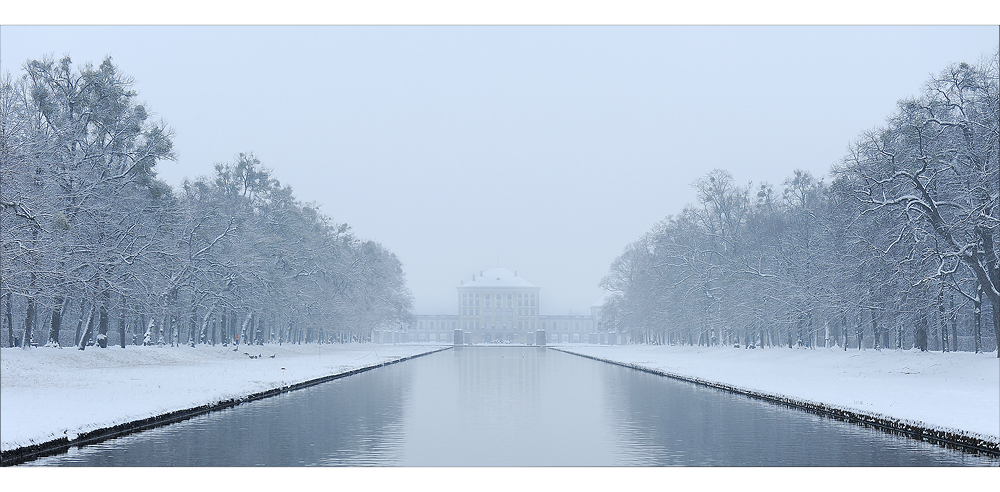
{"left": 0, "top": 343, "right": 449, "bottom": 465}
{"left": 554, "top": 345, "right": 999, "bottom": 455}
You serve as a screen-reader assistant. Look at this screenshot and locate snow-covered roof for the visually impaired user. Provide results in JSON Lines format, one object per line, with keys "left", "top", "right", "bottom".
{"left": 460, "top": 268, "right": 537, "bottom": 289}
{"left": 591, "top": 291, "right": 610, "bottom": 308}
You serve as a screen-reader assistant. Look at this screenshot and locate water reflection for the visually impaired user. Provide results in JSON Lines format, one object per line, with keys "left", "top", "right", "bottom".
{"left": 600, "top": 365, "right": 994, "bottom": 466}
{"left": 399, "top": 346, "right": 620, "bottom": 465}
{"left": 24, "top": 347, "right": 998, "bottom": 466}
{"left": 28, "top": 363, "right": 414, "bottom": 466}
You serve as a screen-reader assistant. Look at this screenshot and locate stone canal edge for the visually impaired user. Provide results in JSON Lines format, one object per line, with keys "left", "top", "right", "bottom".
{"left": 552, "top": 347, "right": 1000, "bottom": 458}
{"left": 0, "top": 346, "right": 452, "bottom": 467}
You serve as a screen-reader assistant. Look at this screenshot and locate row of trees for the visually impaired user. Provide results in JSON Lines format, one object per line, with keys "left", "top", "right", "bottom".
{"left": 601, "top": 51, "right": 999, "bottom": 356}
{"left": 1, "top": 56, "right": 413, "bottom": 350}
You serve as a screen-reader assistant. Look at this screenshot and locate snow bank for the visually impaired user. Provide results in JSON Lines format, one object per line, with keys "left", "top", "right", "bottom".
{"left": 1, "top": 343, "right": 447, "bottom": 455}
{"left": 556, "top": 345, "right": 999, "bottom": 444}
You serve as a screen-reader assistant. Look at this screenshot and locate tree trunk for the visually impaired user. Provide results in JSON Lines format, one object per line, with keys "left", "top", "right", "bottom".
{"left": 118, "top": 295, "right": 127, "bottom": 348}
{"left": 795, "top": 315, "right": 803, "bottom": 348}
{"left": 949, "top": 294, "right": 958, "bottom": 352}
{"left": 74, "top": 301, "right": 85, "bottom": 346}
{"left": 77, "top": 304, "right": 97, "bottom": 350}
{"left": 915, "top": 308, "right": 928, "bottom": 352}
{"left": 188, "top": 303, "right": 197, "bottom": 347}
{"left": 993, "top": 298, "right": 1000, "bottom": 359}
{"left": 197, "top": 306, "right": 214, "bottom": 347}
{"left": 239, "top": 312, "right": 253, "bottom": 348}
{"left": 97, "top": 290, "right": 109, "bottom": 348}
{"left": 5, "top": 293, "right": 13, "bottom": 347}
{"left": 871, "top": 307, "right": 880, "bottom": 350}
{"left": 896, "top": 320, "right": 902, "bottom": 350}
{"left": 48, "top": 296, "right": 69, "bottom": 347}
{"left": 973, "top": 286, "right": 982, "bottom": 354}
{"left": 938, "top": 285, "right": 948, "bottom": 353}
{"left": 23, "top": 293, "right": 35, "bottom": 349}
{"left": 840, "top": 310, "right": 847, "bottom": 352}
{"left": 856, "top": 310, "right": 863, "bottom": 350}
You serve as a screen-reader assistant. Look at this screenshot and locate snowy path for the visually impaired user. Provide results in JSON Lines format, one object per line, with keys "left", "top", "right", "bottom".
{"left": 556, "top": 344, "right": 999, "bottom": 442}
{"left": 0, "top": 343, "right": 447, "bottom": 454}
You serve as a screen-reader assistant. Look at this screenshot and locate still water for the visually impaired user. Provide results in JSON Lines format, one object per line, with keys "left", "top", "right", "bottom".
{"left": 26, "top": 347, "right": 997, "bottom": 466}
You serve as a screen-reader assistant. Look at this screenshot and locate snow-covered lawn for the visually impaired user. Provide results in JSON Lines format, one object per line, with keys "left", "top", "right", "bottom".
{"left": 0, "top": 343, "right": 446, "bottom": 453}
{"left": 556, "top": 344, "right": 1000, "bottom": 441}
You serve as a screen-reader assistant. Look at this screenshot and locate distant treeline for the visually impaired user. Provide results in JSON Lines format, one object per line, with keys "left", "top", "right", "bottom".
{"left": 602, "top": 50, "right": 1000, "bottom": 356}
{"left": 1, "top": 56, "right": 413, "bottom": 349}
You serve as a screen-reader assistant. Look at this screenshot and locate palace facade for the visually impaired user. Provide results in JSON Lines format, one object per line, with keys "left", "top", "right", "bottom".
{"left": 374, "top": 267, "right": 616, "bottom": 345}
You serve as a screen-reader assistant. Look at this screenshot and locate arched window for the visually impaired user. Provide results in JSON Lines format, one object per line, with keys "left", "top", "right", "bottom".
{"left": 507, "top": 308, "right": 513, "bottom": 318}
{"left": 485, "top": 308, "right": 492, "bottom": 318}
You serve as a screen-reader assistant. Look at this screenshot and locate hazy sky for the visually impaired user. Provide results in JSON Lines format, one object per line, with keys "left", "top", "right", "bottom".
{"left": 1, "top": 26, "right": 997, "bottom": 315}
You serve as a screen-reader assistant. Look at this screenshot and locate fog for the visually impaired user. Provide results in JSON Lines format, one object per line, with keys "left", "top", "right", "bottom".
{"left": 2, "top": 25, "right": 996, "bottom": 315}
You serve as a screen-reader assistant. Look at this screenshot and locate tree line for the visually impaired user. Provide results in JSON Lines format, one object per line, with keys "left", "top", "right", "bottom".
{"left": 601, "top": 51, "right": 999, "bottom": 357}
{"left": 1, "top": 56, "right": 413, "bottom": 350}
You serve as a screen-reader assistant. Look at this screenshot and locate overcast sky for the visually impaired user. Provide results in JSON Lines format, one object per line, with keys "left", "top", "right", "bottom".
{"left": 2, "top": 25, "right": 997, "bottom": 315}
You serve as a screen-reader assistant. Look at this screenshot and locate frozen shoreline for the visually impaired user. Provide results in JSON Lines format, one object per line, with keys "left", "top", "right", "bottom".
{"left": 555, "top": 344, "right": 999, "bottom": 451}
{"left": 0, "top": 343, "right": 447, "bottom": 461}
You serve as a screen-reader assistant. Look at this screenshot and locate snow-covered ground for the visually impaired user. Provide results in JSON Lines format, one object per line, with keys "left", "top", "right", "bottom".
{"left": 0, "top": 343, "right": 446, "bottom": 453}
{"left": 556, "top": 344, "right": 1000, "bottom": 441}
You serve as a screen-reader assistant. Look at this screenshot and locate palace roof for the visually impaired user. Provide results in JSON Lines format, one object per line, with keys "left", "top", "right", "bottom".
{"left": 460, "top": 268, "right": 537, "bottom": 289}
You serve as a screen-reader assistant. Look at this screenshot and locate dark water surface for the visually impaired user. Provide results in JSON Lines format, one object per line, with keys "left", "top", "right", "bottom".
{"left": 26, "top": 347, "right": 998, "bottom": 466}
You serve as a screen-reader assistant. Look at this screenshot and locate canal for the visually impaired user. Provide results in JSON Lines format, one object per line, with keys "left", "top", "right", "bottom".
{"left": 25, "top": 346, "right": 997, "bottom": 466}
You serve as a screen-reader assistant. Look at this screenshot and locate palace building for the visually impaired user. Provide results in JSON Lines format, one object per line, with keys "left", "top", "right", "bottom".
{"left": 374, "top": 267, "right": 616, "bottom": 345}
